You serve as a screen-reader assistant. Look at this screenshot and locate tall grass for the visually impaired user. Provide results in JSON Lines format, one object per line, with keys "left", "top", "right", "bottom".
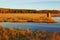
{"left": 0, "top": 25, "right": 60, "bottom": 40}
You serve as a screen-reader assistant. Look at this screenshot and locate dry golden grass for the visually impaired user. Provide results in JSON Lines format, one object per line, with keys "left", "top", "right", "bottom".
{"left": 0, "top": 25, "right": 60, "bottom": 40}
{"left": 0, "top": 13, "right": 57, "bottom": 23}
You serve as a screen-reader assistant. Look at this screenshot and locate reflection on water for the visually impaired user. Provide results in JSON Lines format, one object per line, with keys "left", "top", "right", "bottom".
{"left": 0, "top": 17, "right": 60, "bottom": 31}
{"left": 52, "top": 17, "right": 60, "bottom": 23}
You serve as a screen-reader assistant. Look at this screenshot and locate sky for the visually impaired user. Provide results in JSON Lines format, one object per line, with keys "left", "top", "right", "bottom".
{"left": 0, "top": 0, "right": 60, "bottom": 10}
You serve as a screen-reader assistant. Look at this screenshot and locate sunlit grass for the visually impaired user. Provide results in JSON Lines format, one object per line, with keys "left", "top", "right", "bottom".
{"left": 0, "top": 25, "right": 60, "bottom": 40}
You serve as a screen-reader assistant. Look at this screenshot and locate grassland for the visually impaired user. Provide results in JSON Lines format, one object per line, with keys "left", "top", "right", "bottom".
{"left": 0, "top": 25, "right": 60, "bottom": 40}
{"left": 0, "top": 13, "right": 57, "bottom": 23}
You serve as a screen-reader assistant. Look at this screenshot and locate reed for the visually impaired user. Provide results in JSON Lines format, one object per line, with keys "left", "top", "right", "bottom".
{"left": 0, "top": 25, "right": 60, "bottom": 40}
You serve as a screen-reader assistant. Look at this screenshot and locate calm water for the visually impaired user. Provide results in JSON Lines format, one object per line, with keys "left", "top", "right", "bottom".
{"left": 0, "top": 17, "right": 60, "bottom": 31}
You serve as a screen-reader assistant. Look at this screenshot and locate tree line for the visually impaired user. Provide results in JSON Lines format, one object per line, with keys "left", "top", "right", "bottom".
{"left": 0, "top": 8, "right": 60, "bottom": 13}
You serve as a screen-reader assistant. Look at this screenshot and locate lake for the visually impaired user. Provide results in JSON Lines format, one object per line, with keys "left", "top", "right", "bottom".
{"left": 0, "top": 17, "right": 60, "bottom": 32}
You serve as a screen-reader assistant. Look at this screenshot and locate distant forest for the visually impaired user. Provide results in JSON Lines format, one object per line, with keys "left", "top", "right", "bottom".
{"left": 0, "top": 8, "right": 60, "bottom": 13}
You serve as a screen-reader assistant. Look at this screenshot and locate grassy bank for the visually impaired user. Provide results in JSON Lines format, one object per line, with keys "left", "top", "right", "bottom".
{"left": 0, "top": 25, "right": 60, "bottom": 40}
{"left": 0, "top": 13, "right": 57, "bottom": 23}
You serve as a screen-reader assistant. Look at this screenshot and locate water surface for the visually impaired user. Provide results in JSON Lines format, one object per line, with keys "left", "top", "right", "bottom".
{"left": 0, "top": 17, "right": 60, "bottom": 32}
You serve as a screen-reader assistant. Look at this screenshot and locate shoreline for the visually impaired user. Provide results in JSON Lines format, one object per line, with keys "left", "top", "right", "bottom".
{"left": 0, "top": 13, "right": 58, "bottom": 23}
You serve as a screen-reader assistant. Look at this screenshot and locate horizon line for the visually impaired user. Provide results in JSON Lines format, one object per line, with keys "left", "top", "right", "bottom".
{"left": 0, "top": 7, "right": 60, "bottom": 10}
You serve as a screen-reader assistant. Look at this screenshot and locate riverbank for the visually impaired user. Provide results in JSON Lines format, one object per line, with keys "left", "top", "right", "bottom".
{"left": 0, "top": 25, "right": 60, "bottom": 40}
{"left": 0, "top": 14, "right": 58, "bottom": 23}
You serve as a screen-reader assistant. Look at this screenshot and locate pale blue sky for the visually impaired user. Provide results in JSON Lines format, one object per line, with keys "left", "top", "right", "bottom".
{"left": 0, "top": 0, "right": 60, "bottom": 10}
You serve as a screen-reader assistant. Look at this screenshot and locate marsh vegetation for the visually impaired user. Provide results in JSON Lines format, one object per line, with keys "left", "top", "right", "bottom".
{"left": 0, "top": 25, "right": 60, "bottom": 40}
